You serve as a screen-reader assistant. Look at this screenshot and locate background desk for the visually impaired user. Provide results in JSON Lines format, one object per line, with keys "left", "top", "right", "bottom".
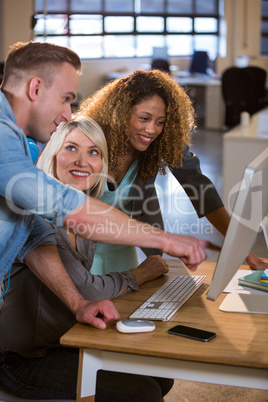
{"left": 61, "top": 260, "right": 268, "bottom": 401}
{"left": 222, "top": 108, "right": 268, "bottom": 211}
{"left": 175, "top": 75, "right": 224, "bottom": 130}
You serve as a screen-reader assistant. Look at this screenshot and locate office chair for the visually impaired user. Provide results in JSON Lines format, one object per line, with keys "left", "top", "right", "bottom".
{"left": 0, "top": 385, "right": 75, "bottom": 402}
{"left": 221, "top": 66, "right": 259, "bottom": 127}
{"left": 244, "top": 66, "right": 268, "bottom": 113}
{"left": 151, "top": 58, "right": 170, "bottom": 74}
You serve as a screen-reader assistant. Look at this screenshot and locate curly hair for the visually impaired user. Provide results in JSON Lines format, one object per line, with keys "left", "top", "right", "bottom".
{"left": 79, "top": 69, "right": 195, "bottom": 184}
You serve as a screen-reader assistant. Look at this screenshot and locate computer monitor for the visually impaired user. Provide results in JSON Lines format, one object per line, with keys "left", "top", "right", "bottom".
{"left": 207, "top": 147, "right": 268, "bottom": 301}
{"left": 152, "top": 47, "right": 168, "bottom": 61}
{"left": 189, "top": 51, "right": 208, "bottom": 75}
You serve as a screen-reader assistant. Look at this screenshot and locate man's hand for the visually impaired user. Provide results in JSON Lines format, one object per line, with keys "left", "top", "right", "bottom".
{"left": 26, "top": 246, "right": 120, "bottom": 329}
{"left": 74, "top": 299, "right": 120, "bottom": 329}
{"left": 131, "top": 255, "right": 169, "bottom": 286}
{"left": 65, "top": 198, "right": 215, "bottom": 273}
{"left": 162, "top": 233, "right": 220, "bottom": 271}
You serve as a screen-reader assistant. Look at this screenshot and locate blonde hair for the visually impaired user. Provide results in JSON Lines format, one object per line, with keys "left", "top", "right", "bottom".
{"left": 37, "top": 115, "right": 108, "bottom": 198}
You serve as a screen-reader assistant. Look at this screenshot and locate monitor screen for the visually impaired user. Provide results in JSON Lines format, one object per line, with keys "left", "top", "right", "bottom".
{"left": 152, "top": 47, "right": 168, "bottom": 61}
{"left": 189, "top": 51, "right": 208, "bottom": 75}
{"left": 207, "top": 146, "right": 268, "bottom": 301}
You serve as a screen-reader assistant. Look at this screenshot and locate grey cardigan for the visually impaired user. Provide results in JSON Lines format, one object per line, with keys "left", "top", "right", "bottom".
{"left": 0, "top": 224, "right": 138, "bottom": 358}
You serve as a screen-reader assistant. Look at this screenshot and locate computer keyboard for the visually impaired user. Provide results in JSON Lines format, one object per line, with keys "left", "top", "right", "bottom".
{"left": 129, "top": 275, "right": 206, "bottom": 321}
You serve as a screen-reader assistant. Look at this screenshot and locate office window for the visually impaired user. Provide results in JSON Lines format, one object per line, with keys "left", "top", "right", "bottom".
{"left": 70, "top": 15, "right": 102, "bottom": 35}
{"left": 105, "top": 17, "right": 134, "bottom": 33}
{"left": 33, "top": 0, "right": 220, "bottom": 59}
{"left": 167, "top": 18, "right": 192, "bottom": 33}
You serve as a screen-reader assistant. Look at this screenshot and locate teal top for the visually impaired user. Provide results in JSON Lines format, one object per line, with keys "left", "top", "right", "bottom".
{"left": 90, "top": 161, "right": 139, "bottom": 275}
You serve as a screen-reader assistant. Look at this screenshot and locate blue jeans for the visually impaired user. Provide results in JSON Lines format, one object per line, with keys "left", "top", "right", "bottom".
{"left": 0, "top": 348, "right": 173, "bottom": 401}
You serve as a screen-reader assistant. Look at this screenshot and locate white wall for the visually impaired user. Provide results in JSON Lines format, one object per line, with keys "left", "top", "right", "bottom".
{"left": 1, "top": 0, "right": 268, "bottom": 100}
{"left": 0, "top": 0, "right": 33, "bottom": 56}
{"left": 216, "top": 0, "right": 268, "bottom": 74}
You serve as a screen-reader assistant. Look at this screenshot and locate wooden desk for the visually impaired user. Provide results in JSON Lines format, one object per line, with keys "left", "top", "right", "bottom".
{"left": 60, "top": 260, "right": 268, "bottom": 401}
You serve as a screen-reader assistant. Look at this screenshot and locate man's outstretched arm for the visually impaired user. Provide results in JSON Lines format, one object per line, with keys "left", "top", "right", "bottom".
{"left": 25, "top": 245, "right": 120, "bottom": 329}
{"left": 25, "top": 196, "right": 213, "bottom": 330}
{"left": 65, "top": 196, "right": 213, "bottom": 271}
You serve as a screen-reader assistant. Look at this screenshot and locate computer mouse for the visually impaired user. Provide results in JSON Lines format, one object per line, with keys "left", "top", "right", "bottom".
{"left": 116, "top": 320, "right": 155, "bottom": 333}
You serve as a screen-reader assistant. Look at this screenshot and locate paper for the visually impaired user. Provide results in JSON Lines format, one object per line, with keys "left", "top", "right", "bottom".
{"left": 223, "top": 270, "right": 266, "bottom": 295}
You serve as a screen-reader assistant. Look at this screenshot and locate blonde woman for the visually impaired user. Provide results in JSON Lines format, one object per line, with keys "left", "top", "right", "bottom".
{"left": 0, "top": 115, "right": 173, "bottom": 401}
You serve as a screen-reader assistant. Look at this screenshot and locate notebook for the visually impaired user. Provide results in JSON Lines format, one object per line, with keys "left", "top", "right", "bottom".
{"left": 238, "top": 270, "right": 268, "bottom": 293}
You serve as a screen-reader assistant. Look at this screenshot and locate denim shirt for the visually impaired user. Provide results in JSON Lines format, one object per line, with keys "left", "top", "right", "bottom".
{"left": 0, "top": 91, "right": 87, "bottom": 281}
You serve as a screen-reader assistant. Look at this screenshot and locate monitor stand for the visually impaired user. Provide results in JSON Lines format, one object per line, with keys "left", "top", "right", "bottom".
{"left": 219, "top": 215, "right": 268, "bottom": 314}
{"left": 261, "top": 215, "right": 268, "bottom": 250}
{"left": 219, "top": 293, "right": 268, "bottom": 314}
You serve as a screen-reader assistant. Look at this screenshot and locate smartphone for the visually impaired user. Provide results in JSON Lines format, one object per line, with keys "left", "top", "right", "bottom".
{"left": 168, "top": 325, "right": 216, "bottom": 342}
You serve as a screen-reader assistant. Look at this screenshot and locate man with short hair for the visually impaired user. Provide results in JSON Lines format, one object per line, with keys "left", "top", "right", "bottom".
{"left": 0, "top": 41, "right": 210, "bottom": 328}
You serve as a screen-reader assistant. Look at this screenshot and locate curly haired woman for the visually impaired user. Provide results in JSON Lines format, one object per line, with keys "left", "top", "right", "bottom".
{"left": 79, "top": 69, "right": 267, "bottom": 274}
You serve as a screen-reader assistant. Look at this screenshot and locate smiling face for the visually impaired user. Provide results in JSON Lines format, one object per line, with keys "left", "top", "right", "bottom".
{"left": 55, "top": 128, "right": 103, "bottom": 192}
{"left": 127, "top": 94, "right": 166, "bottom": 153}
